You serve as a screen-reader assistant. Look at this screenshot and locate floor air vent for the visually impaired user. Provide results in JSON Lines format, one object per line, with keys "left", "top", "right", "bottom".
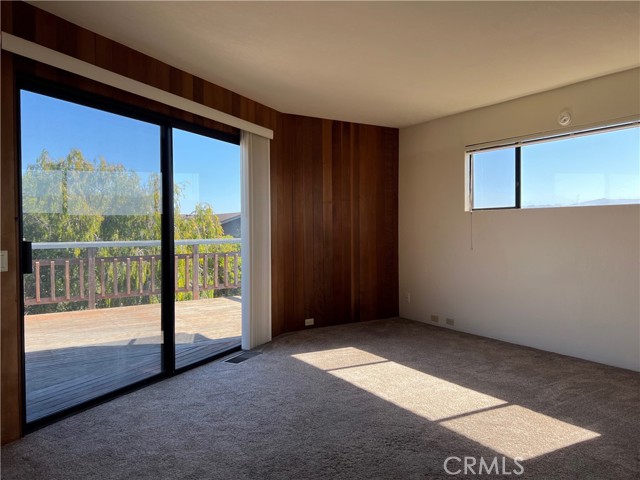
{"left": 224, "top": 351, "right": 262, "bottom": 364}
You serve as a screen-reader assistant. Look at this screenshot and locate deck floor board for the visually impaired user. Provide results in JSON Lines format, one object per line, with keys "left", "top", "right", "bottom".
{"left": 24, "top": 297, "right": 241, "bottom": 421}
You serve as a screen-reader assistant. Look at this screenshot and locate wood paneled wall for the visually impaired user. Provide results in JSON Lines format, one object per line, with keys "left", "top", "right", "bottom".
{"left": 273, "top": 116, "right": 398, "bottom": 329}
{"left": 1, "top": 49, "right": 23, "bottom": 446}
{"left": 0, "top": 1, "right": 398, "bottom": 443}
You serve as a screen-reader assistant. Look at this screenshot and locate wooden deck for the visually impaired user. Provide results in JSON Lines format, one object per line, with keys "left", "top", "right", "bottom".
{"left": 24, "top": 297, "right": 241, "bottom": 422}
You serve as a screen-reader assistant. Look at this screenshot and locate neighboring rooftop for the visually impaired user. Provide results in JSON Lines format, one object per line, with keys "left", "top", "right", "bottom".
{"left": 217, "top": 213, "right": 241, "bottom": 224}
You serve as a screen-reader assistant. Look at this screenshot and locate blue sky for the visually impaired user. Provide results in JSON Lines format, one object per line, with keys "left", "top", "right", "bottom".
{"left": 473, "top": 127, "right": 640, "bottom": 209}
{"left": 21, "top": 90, "right": 639, "bottom": 213}
{"left": 521, "top": 128, "right": 639, "bottom": 206}
{"left": 20, "top": 90, "right": 241, "bottom": 215}
{"left": 173, "top": 128, "right": 241, "bottom": 214}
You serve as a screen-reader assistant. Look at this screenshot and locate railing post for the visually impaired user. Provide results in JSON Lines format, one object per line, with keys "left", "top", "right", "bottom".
{"left": 50, "top": 261, "right": 56, "bottom": 302}
{"left": 35, "top": 261, "right": 41, "bottom": 303}
{"left": 234, "top": 252, "right": 239, "bottom": 287}
{"left": 87, "top": 247, "right": 96, "bottom": 309}
{"left": 224, "top": 253, "right": 229, "bottom": 287}
{"left": 192, "top": 244, "right": 200, "bottom": 300}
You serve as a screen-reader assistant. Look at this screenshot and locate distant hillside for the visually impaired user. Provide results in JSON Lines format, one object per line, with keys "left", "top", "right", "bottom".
{"left": 524, "top": 198, "right": 640, "bottom": 208}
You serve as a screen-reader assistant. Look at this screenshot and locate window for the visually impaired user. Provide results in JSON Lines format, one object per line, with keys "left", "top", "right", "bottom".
{"left": 469, "top": 124, "right": 640, "bottom": 210}
{"left": 19, "top": 82, "right": 243, "bottom": 426}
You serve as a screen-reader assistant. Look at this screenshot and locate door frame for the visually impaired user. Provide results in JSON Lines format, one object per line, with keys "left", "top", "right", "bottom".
{"left": 16, "top": 75, "right": 242, "bottom": 432}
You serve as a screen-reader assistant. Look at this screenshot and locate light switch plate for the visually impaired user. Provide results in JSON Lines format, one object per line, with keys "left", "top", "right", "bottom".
{"left": 0, "top": 250, "right": 8, "bottom": 272}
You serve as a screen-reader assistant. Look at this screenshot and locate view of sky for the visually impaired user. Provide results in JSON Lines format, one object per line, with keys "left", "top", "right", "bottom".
{"left": 21, "top": 90, "right": 639, "bottom": 214}
{"left": 472, "top": 148, "right": 515, "bottom": 208}
{"left": 473, "top": 127, "right": 640, "bottom": 209}
{"left": 20, "top": 90, "right": 241, "bottom": 216}
{"left": 521, "top": 128, "right": 639, "bottom": 207}
{"left": 173, "top": 128, "right": 240, "bottom": 215}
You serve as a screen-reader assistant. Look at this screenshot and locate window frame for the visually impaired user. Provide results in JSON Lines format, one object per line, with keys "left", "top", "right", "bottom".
{"left": 467, "top": 121, "right": 640, "bottom": 211}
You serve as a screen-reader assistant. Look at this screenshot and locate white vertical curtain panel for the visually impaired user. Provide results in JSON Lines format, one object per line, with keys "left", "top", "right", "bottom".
{"left": 240, "top": 132, "right": 272, "bottom": 349}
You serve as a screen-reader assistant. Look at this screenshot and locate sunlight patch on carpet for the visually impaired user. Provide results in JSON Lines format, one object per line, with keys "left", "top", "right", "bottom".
{"left": 292, "top": 347, "right": 387, "bottom": 371}
{"left": 440, "top": 404, "right": 601, "bottom": 460}
{"left": 292, "top": 347, "right": 600, "bottom": 460}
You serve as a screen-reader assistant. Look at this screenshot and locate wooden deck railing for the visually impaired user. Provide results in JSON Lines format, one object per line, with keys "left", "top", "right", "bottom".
{"left": 24, "top": 239, "right": 241, "bottom": 308}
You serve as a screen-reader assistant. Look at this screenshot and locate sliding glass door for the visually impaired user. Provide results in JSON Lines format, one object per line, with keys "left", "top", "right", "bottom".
{"left": 172, "top": 128, "right": 242, "bottom": 369}
{"left": 19, "top": 85, "right": 242, "bottom": 426}
{"left": 20, "top": 90, "right": 164, "bottom": 423}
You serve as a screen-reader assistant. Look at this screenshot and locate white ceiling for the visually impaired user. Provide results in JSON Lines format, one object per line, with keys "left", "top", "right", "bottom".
{"left": 31, "top": 1, "right": 640, "bottom": 128}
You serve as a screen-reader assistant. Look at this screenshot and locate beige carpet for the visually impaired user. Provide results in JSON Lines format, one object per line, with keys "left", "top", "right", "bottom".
{"left": 1, "top": 318, "right": 638, "bottom": 479}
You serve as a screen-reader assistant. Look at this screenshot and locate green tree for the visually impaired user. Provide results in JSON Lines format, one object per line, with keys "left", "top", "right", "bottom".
{"left": 174, "top": 201, "right": 241, "bottom": 301}
{"left": 23, "top": 148, "right": 240, "bottom": 314}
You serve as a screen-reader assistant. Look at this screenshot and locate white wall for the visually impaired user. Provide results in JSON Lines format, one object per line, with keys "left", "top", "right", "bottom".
{"left": 399, "top": 68, "right": 640, "bottom": 371}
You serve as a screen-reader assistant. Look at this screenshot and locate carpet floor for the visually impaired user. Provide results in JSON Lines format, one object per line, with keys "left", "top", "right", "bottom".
{"left": 1, "top": 318, "right": 638, "bottom": 479}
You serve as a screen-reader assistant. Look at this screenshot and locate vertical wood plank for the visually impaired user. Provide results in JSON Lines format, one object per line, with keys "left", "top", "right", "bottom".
{"left": 289, "top": 115, "right": 305, "bottom": 326}
{"left": 126, "top": 258, "right": 131, "bottom": 294}
{"left": 100, "top": 259, "right": 105, "bottom": 298}
{"left": 174, "top": 256, "right": 179, "bottom": 291}
{"left": 50, "top": 261, "right": 56, "bottom": 301}
{"left": 1, "top": 49, "right": 23, "bottom": 444}
{"left": 10, "top": 1, "right": 36, "bottom": 41}
{"left": 331, "top": 121, "right": 349, "bottom": 324}
{"left": 203, "top": 254, "right": 209, "bottom": 289}
{"left": 349, "top": 123, "right": 361, "bottom": 322}
{"left": 234, "top": 253, "right": 239, "bottom": 287}
{"left": 224, "top": 254, "right": 229, "bottom": 287}
{"left": 310, "top": 117, "right": 325, "bottom": 325}
{"left": 138, "top": 257, "right": 144, "bottom": 294}
{"left": 151, "top": 256, "right": 156, "bottom": 293}
{"left": 94, "top": 34, "right": 113, "bottom": 73}
{"left": 270, "top": 112, "right": 290, "bottom": 336}
{"left": 35, "top": 261, "right": 41, "bottom": 302}
{"left": 184, "top": 256, "right": 190, "bottom": 292}
{"left": 79, "top": 260, "right": 85, "bottom": 300}
{"left": 321, "top": 119, "right": 334, "bottom": 324}
{"left": 214, "top": 254, "right": 219, "bottom": 288}
{"left": 87, "top": 248, "right": 96, "bottom": 308}
{"left": 113, "top": 260, "right": 118, "bottom": 296}
{"left": 34, "top": 8, "right": 56, "bottom": 51}
{"left": 1, "top": 0, "right": 14, "bottom": 32}
{"left": 65, "top": 260, "right": 70, "bottom": 300}
{"left": 192, "top": 246, "right": 199, "bottom": 300}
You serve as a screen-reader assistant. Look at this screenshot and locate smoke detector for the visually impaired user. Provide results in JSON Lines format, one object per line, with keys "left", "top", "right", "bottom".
{"left": 557, "top": 110, "right": 572, "bottom": 126}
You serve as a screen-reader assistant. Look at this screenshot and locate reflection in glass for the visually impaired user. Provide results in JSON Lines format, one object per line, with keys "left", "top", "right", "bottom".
{"left": 522, "top": 128, "right": 640, "bottom": 208}
{"left": 172, "top": 128, "right": 242, "bottom": 369}
{"left": 472, "top": 148, "right": 516, "bottom": 209}
{"left": 20, "top": 90, "right": 163, "bottom": 422}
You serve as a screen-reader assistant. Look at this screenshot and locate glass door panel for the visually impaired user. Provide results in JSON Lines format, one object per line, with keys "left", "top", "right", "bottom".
{"left": 20, "top": 90, "right": 163, "bottom": 422}
{"left": 172, "top": 128, "right": 242, "bottom": 369}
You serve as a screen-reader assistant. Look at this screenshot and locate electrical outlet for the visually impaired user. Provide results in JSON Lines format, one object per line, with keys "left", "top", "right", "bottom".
{"left": 305, "top": 318, "right": 314, "bottom": 327}
{"left": 430, "top": 314, "right": 439, "bottom": 323}
{"left": 0, "top": 251, "right": 7, "bottom": 273}
{"left": 446, "top": 318, "right": 455, "bottom": 326}
{"left": 404, "top": 292, "right": 411, "bottom": 303}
